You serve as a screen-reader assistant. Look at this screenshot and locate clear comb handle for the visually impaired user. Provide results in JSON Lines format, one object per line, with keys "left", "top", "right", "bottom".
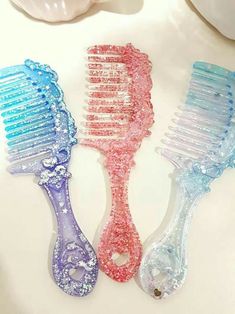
{"left": 98, "top": 151, "right": 142, "bottom": 282}
{"left": 39, "top": 166, "right": 98, "bottom": 296}
{"left": 139, "top": 168, "right": 212, "bottom": 298}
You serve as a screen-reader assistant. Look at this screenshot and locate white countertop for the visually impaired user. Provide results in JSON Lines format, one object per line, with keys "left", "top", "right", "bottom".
{"left": 0, "top": 0, "right": 235, "bottom": 313}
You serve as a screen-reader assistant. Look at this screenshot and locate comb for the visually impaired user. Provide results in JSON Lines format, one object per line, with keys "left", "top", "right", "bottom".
{"left": 138, "top": 62, "right": 235, "bottom": 298}
{"left": 80, "top": 44, "right": 154, "bottom": 282}
{"left": 0, "top": 60, "right": 98, "bottom": 296}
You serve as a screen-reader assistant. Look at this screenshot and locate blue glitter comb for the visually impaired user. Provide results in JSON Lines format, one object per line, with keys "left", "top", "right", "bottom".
{"left": 138, "top": 62, "right": 235, "bottom": 298}
{"left": 0, "top": 60, "right": 98, "bottom": 296}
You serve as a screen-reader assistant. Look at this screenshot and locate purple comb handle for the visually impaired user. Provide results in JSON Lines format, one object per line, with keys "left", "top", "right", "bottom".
{"left": 39, "top": 164, "right": 98, "bottom": 296}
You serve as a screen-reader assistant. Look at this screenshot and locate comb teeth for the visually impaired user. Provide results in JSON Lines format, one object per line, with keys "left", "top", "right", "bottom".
{"left": 80, "top": 45, "right": 134, "bottom": 139}
{"left": 88, "top": 73, "right": 128, "bottom": 83}
{"left": 0, "top": 60, "right": 77, "bottom": 174}
{"left": 186, "top": 62, "right": 234, "bottom": 114}
{"left": 0, "top": 75, "right": 55, "bottom": 159}
{"left": 0, "top": 63, "right": 58, "bottom": 164}
{"left": 162, "top": 62, "right": 235, "bottom": 162}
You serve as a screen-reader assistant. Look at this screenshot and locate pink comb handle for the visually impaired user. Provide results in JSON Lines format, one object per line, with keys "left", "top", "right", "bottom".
{"left": 98, "top": 147, "right": 142, "bottom": 282}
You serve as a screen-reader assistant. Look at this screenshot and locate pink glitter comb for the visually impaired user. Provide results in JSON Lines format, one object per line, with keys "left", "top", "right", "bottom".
{"left": 80, "top": 44, "right": 154, "bottom": 282}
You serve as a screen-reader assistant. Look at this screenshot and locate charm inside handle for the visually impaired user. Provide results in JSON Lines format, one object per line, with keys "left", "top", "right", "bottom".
{"left": 41, "top": 172, "right": 98, "bottom": 296}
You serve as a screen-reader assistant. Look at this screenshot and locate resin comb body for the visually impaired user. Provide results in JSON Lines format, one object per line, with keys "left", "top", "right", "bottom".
{"left": 0, "top": 60, "right": 98, "bottom": 296}
{"left": 81, "top": 44, "right": 154, "bottom": 282}
{"left": 139, "top": 62, "right": 235, "bottom": 298}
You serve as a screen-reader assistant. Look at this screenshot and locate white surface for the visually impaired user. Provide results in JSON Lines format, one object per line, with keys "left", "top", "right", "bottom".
{"left": 0, "top": 0, "right": 235, "bottom": 313}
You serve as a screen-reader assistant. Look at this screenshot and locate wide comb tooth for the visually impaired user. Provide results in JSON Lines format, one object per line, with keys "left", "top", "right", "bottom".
{"left": 88, "top": 45, "right": 125, "bottom": 55}
{"left": 175, "top": 112, "right": 230, "bottom": 130}
{"left": 188, "top": 83, "right": 233, "bottom": 105}
{"left": 86, "top": 113, "right": 129, "bottom": 122}
{"left": 0, "top": 79, "right": 31, "bottom": 94}
{"left": 88, "top": 70, "right": 127, "bottom": 80}
{"left": 87, "top": 104, "right": 132, "bottom": 114}
{"left": 0, "top": 89, "right": 48, "bottom": 112}
{"left": 165, "top": 132, "right": 212, "bottom": 152}
{"left": 9, "top": 144, "right": 52, "bottom": 162}
{"left": 8, "top": 133, "right": 55, "bottom": 155}
{"left": 185, "top": 98, "right": 234, "bottom": 116}
{"left": 0, "top": 90, "right": 39, "bottom": 110}
{"left": 3, "top": 101, "right": 50, "bottom": 124}
{"left": 5, "top": 112, "right": 53, "bottom": 132}
{"left": 175, "top": 111, "right": 225, "bottom": 126}
{"left": 6, "top": 120, "right": 54, "bottom": 140}
{"left": 0, "top": 73, "right": 27, "bottom": 87}
{"left": 88, "top": 84, "right": 129, "bottom": 92}
{"left": 88, "top": 63, "right": 126, "bottom": 71}
{"left": 181, "top": 106, "right": 233, "bottom": 123}
{"left": 187, "top": 87, "right": 234, "bottom": 112}
{"left": 191, "top": 70, "right": 229, "bottom": 88}
{"left": 190, "top": 77, "right": 232, "bottom": 95}
{"left": 0, "top": 82, "right": 43, "bottom": 102}
{"left": 192, "top": 63, "right": 233, "bottom": 91}
{"left": 88, "top": 69, "right": 121, "bottom": 76}
{"left": 79, "top": 128, "right": 125, "bottom": 138}
{"left": 7, "top": 127, "right": 55, "bottom": 147}
{"left": 84, "top": 121, "right": 127, "bottom": 128}
{"left": 88, "top": 55, "right": 125, "bottom": 64}
{"left": 162, "top": 137, "right": 205, "bottom": 158}
{"left": 187, "top": 87, "right": 233, "bottom": 107}
{"left": 88, "top": 91, "right": 130, "bottom": 99}
{"left": 160, "top": 147, "right": 197, "bottom": 168}
{"left": 87, "top": 99, "right": 129, "bottom": 106}
{"left": 193, "top": 61, "right": 232, "bottom": 78}
{"left": 169, "top": 126, "right": 221, "bottom": 144}
{"left": 0, "top": 96, "right": 45, "bottom": 116}
{"left": 172, "top": 117, "right": 228, "bottom": 139}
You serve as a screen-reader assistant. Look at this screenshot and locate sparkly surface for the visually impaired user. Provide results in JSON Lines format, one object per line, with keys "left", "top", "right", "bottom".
{"left": 81, "top": 44, "right": 154, "bottom": 282}
{"left": 0, "top": 60, "right": 98, "bottom": 296}
{"left": 138, "top": 62, "right": 235, "bottom": 298}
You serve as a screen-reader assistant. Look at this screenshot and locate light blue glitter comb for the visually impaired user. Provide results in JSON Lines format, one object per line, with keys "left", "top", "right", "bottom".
{"left": 138, "top": 62, "right": 235, "bottom": 298}
{"left": 0, "top": 60, "right": 98, "bottom": 296}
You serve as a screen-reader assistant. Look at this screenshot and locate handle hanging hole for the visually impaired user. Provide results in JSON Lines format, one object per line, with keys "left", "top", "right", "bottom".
{"left": 111, "top": 252, "right": 130, "bottom": 266}
{"left": 69, "top": 267, "right": 85, "bottom": 281}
